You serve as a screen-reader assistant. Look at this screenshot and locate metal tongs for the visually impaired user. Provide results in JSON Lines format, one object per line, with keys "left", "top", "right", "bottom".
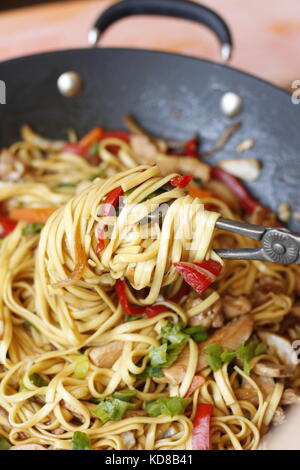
{"left": 215, "top": 218, "right": 300, "bottom": 265}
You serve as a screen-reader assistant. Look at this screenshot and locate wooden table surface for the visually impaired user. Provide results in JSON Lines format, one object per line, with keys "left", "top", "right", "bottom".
{"left": 0, "top": 0, "right": 300, "bottom": 88}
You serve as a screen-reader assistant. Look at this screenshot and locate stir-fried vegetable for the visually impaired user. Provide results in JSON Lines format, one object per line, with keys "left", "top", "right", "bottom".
{"left": 188, "top": 187, "right": 218, "bottom": 200}
{"left": 161, "top": 322, "right": 189, "bottom": 346}
{"left": 116, "top": 280, "right": 144, "bottom": 316}
{"left": 204, "top": 344, "right": 236, "bottom": 372}
{"left": 97, "top": 186, "right": 124, "bottom": 255}
{"left": 204, "top": 339, "right": 267, "bottom": 374}
{"left": 101, "top": 130, "right": 131, "bottom": 142}
{"left": 148, "top": 323, "right": 208, "bottom": 372}
{"left": 117, "top": 281, "right": 169, "bottom": 318}
{"left": 146, "top": 397, "right": 191, "bottom": 417}
{"left": 92, "top": 398, "right": 135, "bottom": 423}
{"left": 71, "top": 431, "right": 92, "bottom": 451}
{"left": 170, "top": 174, "right": 193, "bottom": 188}
{"left": 174, "top": 260, "right": 222, "bottom": 295}
{"left": 79, "top": 127, "right": 104, "bottom": 149}
{"left": 183, "top": 325, "right": 208, "bottom": 342}
{"left": 62, "top": 143, "right": 87, "bottom": 157}
{"left": 185, "top": 138, "right": 199, "bottom": 158}
{"left": 149, "top": 343, "right": 181, "bottom": 368}
{"left": 136, "top": 366, "right": 163, "bottom": 380}
{"left": 22, "top": 223, "right": 44, "bottom": 236}
{"left": 0, "top": 436, "right": 11, "bottom": 450}
{"left": 71, "top": 355, "right": 89, "bottom": 379}
{"left": 192, "top": 403, "right": 213, "bottom": 450}
{"left": 0, "top": 215, "right": 17, "bottom": 238}
{"left": 211, "top": 166, "right": 261, "bottom": 214}
{"left": 53, "top": 182, "right": 77, "bottom": 189}
{"left": 9, "top": 207, "right": 56, "bottom": 224}
{"left": 19, "top": 373, "right": 49, "bottom": 391}
{"left": 112, "top": 389, "right": 137, "bottom": 402}
{"left": 144, "top": 304, "right": 168, "bottom": 317}
{"left": 236, "top": 340, "right": 268, "bottom": 375}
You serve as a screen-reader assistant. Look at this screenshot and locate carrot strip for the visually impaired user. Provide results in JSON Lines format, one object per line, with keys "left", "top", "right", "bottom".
{"left": 79, "top": 127, "right": 104, "bottom": 149}
{"left": 9, "top": 207, "right": 56, "bottom": 223}
{"left": 188, "top": 187, "right": 217, "bottom": 199}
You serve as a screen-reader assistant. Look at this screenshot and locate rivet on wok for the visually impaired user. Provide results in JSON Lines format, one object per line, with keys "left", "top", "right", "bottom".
{"left": 220, "top": 92, "right": 243, "bottom": 117}
{"left": 57, "top": 71, "right": 84, "bottom": 97}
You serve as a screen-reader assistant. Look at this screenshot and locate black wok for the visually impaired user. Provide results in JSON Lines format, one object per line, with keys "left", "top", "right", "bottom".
{"left": 0, "top": 0, "right": 299, "bottom": 229}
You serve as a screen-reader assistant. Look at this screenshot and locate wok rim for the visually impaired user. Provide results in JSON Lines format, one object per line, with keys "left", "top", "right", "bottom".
{"left": 0, "top": 46, "right": 291, "bottom": 100}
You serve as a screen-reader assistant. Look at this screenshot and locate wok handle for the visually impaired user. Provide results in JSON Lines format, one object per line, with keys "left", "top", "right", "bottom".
{"left": 89, "top": 0, "right": 233, "bottom": 62}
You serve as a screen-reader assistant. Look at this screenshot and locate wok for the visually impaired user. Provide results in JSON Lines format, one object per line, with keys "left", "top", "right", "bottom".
{"left": 0, "top": 0, "right": 299, "bottom": 232}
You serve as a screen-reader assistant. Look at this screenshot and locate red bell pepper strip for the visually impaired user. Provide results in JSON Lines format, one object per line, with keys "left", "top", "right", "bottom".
{"left": 170, "top": 175, "right": 193, "bottom": 188}
{"left": 0, "top": 215, "right": 17, "bottom": 238}
{"left": 62, "top": 143, "right": 87, "bottom": 157}
{"left": 79, "top": 127, "right": 104, "bottom": 149}
{"left": 116, "top": 282, "right": 169, "bottom": 318}
{"left": 192, "top": 403, "right": 213, "bottom": 450}
{"left": 185, "top": 374, "right": 206, "bottom": 397}
{"left": 96, "top": 186, "right": 124, "bottom": 255}
{"left": 173, "top": 260, "right": 222, "bottom": 295}
{"left": 101, "top": 131, "right": 131, "bottom": 143}
{"left": 185, "top": 138, "right": 198, "bottom": 158}
{"left": 115, "top": 280, "right": 144, "bottom": 316}
{"left": 144, "top": 304, "right": 168, "bottom": 318}
{"left": 211, "top": 166, "right": 261, "bottom": 214}
{"left": 100, "top": 131, "right": 131, "bottom": 156}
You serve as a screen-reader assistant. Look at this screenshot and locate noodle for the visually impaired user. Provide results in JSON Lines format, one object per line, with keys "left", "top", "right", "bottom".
{"left": 0, "top": 125, "right": 299, "bottom": 450}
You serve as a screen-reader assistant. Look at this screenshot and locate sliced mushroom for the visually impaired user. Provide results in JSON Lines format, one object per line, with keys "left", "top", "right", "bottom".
{"left": 257, "top": 331, "right": 297, "bottom": 369}
{"left": 88, "top": 341, "right": 123, "bottom": 368}
{"left": 277, "top": 203, "right": 291, "bottom": 223}
{"left": 60, "top": 400, "right": 85, "bottom": 421}
{"left": 10, "top": 444, "right": 46, "bottom": 450}
{"left": 253, "top": 361, "right": 293, "bottom": 378}
{"left": 158, "top": 314, "right": 254, "bottom": 384}
{"left": 222, "top": 295, "right": 252, "bottom": 319}
{"left": 280, "top": 388, "right": 300, "bottom": 405}
{"left": 157, "top": 423, "right": 177, "bottom": 440}
{"left": 271, "top": 407, "right": 286, "bottom": 427}
{"left": 218, "top": 158, "right": 260, "bottom": 182}
{"left": 120, "top": 431, "right": 136, "bottom": 450}
{"left": 236, "top": 138, "right": 255, "bottom": 153}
